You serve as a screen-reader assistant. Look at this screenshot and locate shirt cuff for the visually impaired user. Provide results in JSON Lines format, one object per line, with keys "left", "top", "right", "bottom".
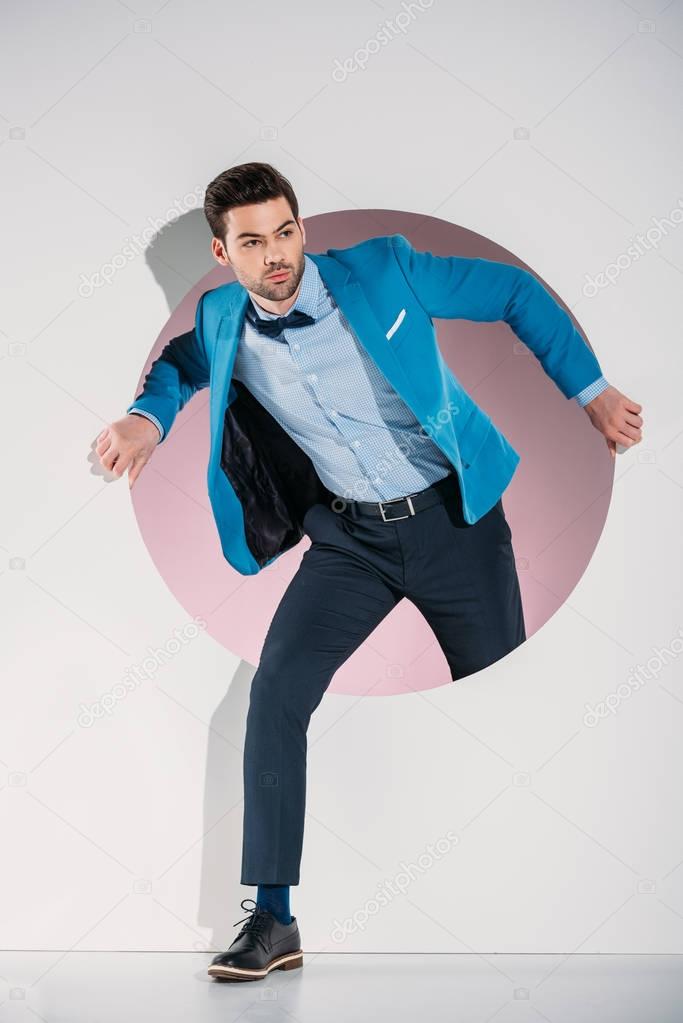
{"left": 574, "top": 375, "right": 610, "bottom": 407}
{"left": 129, "top": 407, "right": 164, "bottom": 441}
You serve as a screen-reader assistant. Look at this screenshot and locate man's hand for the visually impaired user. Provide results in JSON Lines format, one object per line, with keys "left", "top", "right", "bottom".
{"left": 96, "top": 414, "right": 161, "bottom": 489}
{"left": 582, "top": 385, "right": 643, "bottom": 459}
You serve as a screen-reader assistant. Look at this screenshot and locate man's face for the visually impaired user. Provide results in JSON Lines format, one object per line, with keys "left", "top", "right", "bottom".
{"left": 211, "top": 196, "right": 306, "bottom": 307}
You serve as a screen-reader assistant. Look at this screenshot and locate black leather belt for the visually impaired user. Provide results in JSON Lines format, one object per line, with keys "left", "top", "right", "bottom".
{"left": 330, "top": 471, "right": 458, "bottom": 522}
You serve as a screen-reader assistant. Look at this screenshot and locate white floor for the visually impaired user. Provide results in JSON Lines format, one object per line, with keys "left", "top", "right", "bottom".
{"left": 1, "top": 952, "right": 681, "bottom": 1021}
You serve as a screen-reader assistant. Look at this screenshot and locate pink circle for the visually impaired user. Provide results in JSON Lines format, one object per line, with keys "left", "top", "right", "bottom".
{"left": 130, "top": 211, "right": 613, "bottom": 695}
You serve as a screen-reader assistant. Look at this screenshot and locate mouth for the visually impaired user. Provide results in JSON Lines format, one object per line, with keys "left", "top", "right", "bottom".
{"left": 266, "top": 270, "right": 290, "bottom": 282}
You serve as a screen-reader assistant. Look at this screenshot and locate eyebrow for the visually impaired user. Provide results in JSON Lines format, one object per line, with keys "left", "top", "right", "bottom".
{"left": 234, "top": 219, "right": 296, "bottom": 241}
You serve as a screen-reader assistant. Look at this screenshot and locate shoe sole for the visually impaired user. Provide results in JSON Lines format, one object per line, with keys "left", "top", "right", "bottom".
{"left": 207, "top": 949, "right": 304, "bottom": 981}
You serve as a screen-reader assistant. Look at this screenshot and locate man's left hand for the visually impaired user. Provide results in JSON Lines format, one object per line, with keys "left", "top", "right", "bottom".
{"left": 583, "top": 385, "right": 643, "bottom": 459}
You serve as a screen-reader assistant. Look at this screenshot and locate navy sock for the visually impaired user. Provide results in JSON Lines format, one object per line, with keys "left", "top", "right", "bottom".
{"left": 256, "top": 883, "right": 292, "bottom": 925}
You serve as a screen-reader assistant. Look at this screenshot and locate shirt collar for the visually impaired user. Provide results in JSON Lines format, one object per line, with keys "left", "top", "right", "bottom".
{"left": 248, "top": 254, "right": 319, "bottom": 320}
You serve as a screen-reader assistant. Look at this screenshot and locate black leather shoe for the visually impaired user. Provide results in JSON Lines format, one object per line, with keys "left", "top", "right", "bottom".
{"left": 208, "top": 898, "right": 303, "bottom": 981}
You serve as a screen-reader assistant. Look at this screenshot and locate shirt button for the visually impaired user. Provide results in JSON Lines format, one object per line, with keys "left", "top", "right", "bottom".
{"left": 329, "top": 409, "right": 337, "bottom": 417}
{"left": 293, "top": 342, "right": 301, "bottom": 351}
{"left": 308, "top": 373, "right": 317, "bottom": 383}
{"left": 353, "top": 440, "right": 361, "bottom": 448}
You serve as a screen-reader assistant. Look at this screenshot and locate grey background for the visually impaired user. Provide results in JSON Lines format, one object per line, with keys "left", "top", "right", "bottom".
{"left": 1, "top": 0, "right": 682, "bottom": 966}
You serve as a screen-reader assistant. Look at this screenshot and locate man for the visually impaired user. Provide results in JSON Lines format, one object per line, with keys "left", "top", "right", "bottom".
{"left": 96, "top": 162, "right": 643, "bottom": 982}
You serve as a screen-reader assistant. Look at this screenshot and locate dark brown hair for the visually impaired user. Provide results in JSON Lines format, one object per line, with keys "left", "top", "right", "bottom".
{"left": 203, "top": 162, "right": 300, "bottom": 241}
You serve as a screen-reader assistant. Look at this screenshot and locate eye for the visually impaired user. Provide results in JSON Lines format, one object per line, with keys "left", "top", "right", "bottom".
{"left": 243, "top": 230, "right": 292, "bottom": 248}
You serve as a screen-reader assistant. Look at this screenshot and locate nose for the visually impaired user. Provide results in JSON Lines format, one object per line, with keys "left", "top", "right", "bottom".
{"left": 264, "top": 246, "right": 287, "bottom": 266}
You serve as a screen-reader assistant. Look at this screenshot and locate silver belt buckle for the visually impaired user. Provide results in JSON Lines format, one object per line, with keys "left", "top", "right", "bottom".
{"left": 378, "top": 495, "right": 415, "bottom": 522}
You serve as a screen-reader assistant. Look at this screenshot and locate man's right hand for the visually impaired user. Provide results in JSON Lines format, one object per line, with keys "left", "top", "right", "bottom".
{"left": 96, "top": 414, "right": 161, "bottom": 489}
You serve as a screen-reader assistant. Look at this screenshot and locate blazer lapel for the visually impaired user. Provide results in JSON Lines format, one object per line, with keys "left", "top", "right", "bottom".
{"left": 309, "top": 252, "right": 419, "bottom": 408}
{"left": 209, "top": 286, "right": 250, "bottom": 445}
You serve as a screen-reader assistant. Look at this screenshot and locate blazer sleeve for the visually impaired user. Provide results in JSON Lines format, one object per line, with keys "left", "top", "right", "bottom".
{"left": 126, "top": 292, "right": 211, "bottom": 443}
{"left": 389, "top": 233, "right": 604, "bottom": 401}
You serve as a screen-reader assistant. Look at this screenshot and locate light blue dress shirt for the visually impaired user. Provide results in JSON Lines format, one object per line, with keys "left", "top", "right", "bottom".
{"left": 130, "top": 254, "right": 609, "bottom": 501}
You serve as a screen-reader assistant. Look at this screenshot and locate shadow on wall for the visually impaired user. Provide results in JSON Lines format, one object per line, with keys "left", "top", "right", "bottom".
{"left": 88, "top": 207, "right": 253, "bottom": 949}
{"left": 150, "top": 209, "right": 253, "bottom": 948}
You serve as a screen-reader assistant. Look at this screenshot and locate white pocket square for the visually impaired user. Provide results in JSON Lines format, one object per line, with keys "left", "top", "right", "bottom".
{"left": 385, "top": 308, "right": 406, "bottom": 341}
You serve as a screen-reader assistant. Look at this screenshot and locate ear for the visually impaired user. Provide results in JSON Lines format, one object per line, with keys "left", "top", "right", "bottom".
{"left": 211, "top": 236, "right": 230, "bottom": 268}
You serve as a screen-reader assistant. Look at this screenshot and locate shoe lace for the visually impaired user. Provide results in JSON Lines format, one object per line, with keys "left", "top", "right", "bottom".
{"left": 232, "top": 898, "right": 271, "bottom": 946}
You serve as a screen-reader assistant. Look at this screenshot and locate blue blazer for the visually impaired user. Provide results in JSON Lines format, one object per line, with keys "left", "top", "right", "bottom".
{"left": 128, "top": 233, "right": 603, "bottom": 575}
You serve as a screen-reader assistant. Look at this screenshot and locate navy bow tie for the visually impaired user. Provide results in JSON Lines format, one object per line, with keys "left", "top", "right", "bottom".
{"left": 246, "top": 306, "right": 315, "bottom": 338}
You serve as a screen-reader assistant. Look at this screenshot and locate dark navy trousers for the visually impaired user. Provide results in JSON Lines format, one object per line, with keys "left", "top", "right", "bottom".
{"left": 240, "top": 471, "right": 526, "bottom": 885}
